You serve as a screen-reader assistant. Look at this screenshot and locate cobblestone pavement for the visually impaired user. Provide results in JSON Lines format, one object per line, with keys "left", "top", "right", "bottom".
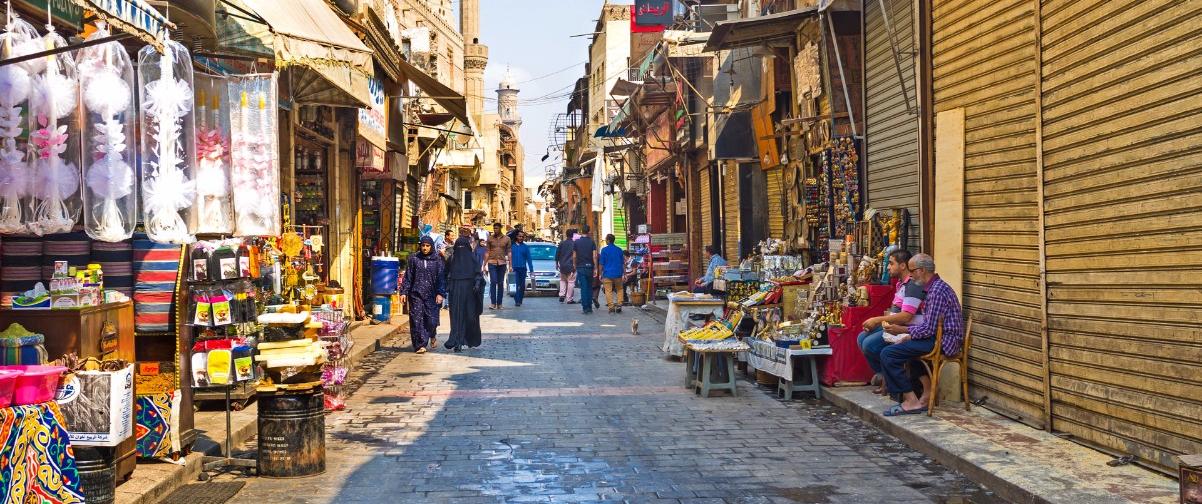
{"left": 226, "top": 296, "right": 1005, "bottom": 504}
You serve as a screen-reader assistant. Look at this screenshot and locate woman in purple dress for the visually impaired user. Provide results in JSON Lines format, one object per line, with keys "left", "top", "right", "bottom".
{"left": 399, "top": 236, "right": 446, "bottom": 354}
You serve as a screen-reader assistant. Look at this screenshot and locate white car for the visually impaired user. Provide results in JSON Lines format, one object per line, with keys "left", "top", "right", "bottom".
{"left": 507, "top": 241, "right": 560, "bottom": 296}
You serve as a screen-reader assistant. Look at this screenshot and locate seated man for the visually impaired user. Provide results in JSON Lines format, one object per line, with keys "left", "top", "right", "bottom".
{"left": 858, "top": 249, "right": 923, "bottom": 394}
{"left": 692, "top": 245, "right": 726, "bottom": 294}
{"left": 880, "top": 253, "right": 965, "bottom": 416}
{"left": 621, "top": 251, "right": 643, "bottom": 304}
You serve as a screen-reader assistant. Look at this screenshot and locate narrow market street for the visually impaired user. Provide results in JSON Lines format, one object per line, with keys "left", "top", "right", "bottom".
{"left": 226, "top": 296, "right": 1000, "bottom": 504}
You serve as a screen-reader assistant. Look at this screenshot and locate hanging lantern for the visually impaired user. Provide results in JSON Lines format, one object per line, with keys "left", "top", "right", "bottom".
{"left": 138, "top": 40, "right": 197, "bottom": 244}
{"left": 79, "top": 25, "right": 137, "bottom": 242}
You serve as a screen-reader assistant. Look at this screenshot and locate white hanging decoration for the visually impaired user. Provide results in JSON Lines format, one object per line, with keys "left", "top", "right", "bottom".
{"left": 193, "top": 74, "right": 233, "bottom": 234}
{"left": 229, "top": 73, "right": 280, "bottom": 237}
{"left": 0, "top": 13, "right": 38, "bottom": 234}
{"left": 26, "top": 27, "right": 82, "bottom": 236}
{"left": 139, "top": 40, "right": 197, "bottom": 244}
{"left": 78, "top": 25, "right": 137, "bottom": 242}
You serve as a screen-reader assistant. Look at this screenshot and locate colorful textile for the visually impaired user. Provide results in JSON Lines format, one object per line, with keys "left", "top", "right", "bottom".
{"left": 41, "top": 233, "right": 91, "bottom": 282}
{"left": 0, "top": 334, "right": 47, "bottom": 365}
{"left": 132, "top": 234, "right": 183, "bottom": 333}
{"left": 0, "top": 402, "right": 84, "bottom": 503}
{"left": 91, "top": 240, "right": 134, "bottom": 298}
{"left": 0, "top": 239, "right": 43, "bottom": 307}
{"left": 134, "top": 393, "right": 177, "bottom": 459}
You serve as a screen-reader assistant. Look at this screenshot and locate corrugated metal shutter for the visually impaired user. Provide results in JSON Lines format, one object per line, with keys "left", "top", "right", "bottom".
{"left": 766, "top": 166, "right": 784, "bottom": 239}
{"left": 932, "top": 0, "right": 1046, "bottom": 427}
{"left": 1040, "top": 0, "right": 1202, "bottom": 470}
{"left": 723, "top": 162, "right": 740, "bottom": 260}
{"left": 864, "top": 0, "right": 920, "bottom": 250}
{"left": 406, "top": 178, "right": 418, "bottom": 229}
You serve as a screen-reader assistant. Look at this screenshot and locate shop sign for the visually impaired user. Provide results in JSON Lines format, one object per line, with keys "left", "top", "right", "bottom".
{"left": 16, "top": 0, "right": 82, "bottom": 28}
{"left": 357, "top": 138, "right": 386, "bottom": 176}
{"left": 634, "top": 0, "right": 673, "bottom": 27}
{"left": 358, "top": 77, "right": 387, "bottom": 149}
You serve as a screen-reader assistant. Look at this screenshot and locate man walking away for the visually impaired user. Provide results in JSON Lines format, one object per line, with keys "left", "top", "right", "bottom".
{"left": 572, "top": 226, "right": 599, "bottom": 314}
{"left": 510, "top": 231, "right": 534, "bottom": 307}
{"left": 556, "top": 228, "right": 577, "bottom": 303}
{"left": 598, "top": 234, "right": 625, "bottom": 313}
{"left": 485, "top": 222, "right": 511, "bottom": 310}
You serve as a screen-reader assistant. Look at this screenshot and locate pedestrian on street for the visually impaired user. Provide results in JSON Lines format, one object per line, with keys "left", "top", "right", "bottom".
{"left": 398, "top": 236, "right": 446, "bottom": 354}
{"left": 507, "top": 223, "right": 524, "bottom": 242}
{"left": 445, "top": 228, "right": 483, "bottom": 352}
{"left": 556, "top": 228, "right": 577, "bottom": 303}
{"left": 572, "top": 226, "right": 599, "bottom": 314}
{"left": 510, "top": 231, "right": 534, "bottom": 307}
{"left": 486, "top": 222, "right": 512, "bottom": 310}
{"left": 598, "top": 233, "right": 625, "bottom": 313}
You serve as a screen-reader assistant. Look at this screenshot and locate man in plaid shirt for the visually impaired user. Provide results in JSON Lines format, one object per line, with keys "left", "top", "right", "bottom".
{"left": 879, "top": 253, "right": 964, "bottom": 416}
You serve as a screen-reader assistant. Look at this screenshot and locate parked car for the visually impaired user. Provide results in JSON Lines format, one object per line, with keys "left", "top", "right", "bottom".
{"left": 507, "top": 241, "right": 560, "bottom": 296}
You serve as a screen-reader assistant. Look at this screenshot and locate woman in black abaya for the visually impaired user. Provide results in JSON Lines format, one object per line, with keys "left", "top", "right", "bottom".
{"left": 444, "top": 229, "right": 483, "bottom": 351}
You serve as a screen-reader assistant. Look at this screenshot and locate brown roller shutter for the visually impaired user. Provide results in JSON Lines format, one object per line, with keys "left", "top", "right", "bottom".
{"left": 1040, "top": 0, "right": 1202, "bottom": 471}
{"left": 766, "top": 166, "right": 784, "bottom": 239}
{"left": 932, "top": 0, "right": 1046, "bottom": 427}
{"left": 864, "top": 0, "right": 921, "bottom": 249}
{"left": 698, "top": 167, "right": 712, "bottom": 276}
{"left": 723, "top": 162, "right": 740, "bottom": 260}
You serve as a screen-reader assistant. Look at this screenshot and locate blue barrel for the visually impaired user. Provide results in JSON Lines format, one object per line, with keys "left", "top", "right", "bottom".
{"left": 370, "top": 256, "right": 400, "bottom": 295}
{"left": 371, "top": 295, "right": 391, "bottom": 323}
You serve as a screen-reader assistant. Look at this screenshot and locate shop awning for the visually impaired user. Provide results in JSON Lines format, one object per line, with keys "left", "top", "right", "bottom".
{"left": 217, "top": 0, "right": 373, "bottom": 107}
{"left": 68, "top": 0, "right": 173, "bottom": 50}
{"left": 704, "top": 7, "right": 818, "bottom": 52}
{"left": 594, "top": 100, "right": 632, "bottom": 138}
{"left": 397, "top": 56, "right": 471, "bottom": 129}
{"left": 147, "top": 0, "right": 215, "bottom": 49}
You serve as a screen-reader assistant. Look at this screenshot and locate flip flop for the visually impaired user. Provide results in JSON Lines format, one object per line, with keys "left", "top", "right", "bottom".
{"left": 884, "top": 404, "right": 927, "bottom": 417}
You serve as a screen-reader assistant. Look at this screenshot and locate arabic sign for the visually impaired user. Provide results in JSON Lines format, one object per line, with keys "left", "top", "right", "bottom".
{"left": 634, "top": 0, "right": 673, "bottom": 27}
{"left": 358, "top": 77, "right": 387, "bottom": 149}
{"left": 357, "top": 138, "right": 385, "bottom": 174}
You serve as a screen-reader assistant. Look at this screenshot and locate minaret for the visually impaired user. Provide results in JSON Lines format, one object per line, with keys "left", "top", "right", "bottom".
{"left": 497, "top": 67, "right": 521, "bottom": 128}
{"left": 461, "top": 0, "right": 488, "bottom": 122}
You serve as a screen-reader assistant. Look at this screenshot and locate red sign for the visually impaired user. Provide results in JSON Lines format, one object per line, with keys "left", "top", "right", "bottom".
{"left": 631, "top": 4, "right": 667, "bottom": 33}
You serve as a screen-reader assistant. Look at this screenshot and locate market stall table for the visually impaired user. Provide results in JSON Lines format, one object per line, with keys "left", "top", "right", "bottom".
{"left": 746, "top": 338, "right": 833, "bottom": 400}
{"left": 680, "top": 338, "right": 749, "bottom": 398}
{"left": 661, "top": 294, "right": 725, "bottom": 357}
{"left": 821, "top": 284, "right": 893, "bottom": 386}
{"left": 0, "top": 401, "right": 84, "bottom": 503}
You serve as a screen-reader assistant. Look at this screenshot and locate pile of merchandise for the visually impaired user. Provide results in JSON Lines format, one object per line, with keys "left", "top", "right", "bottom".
{"left": 186, "top": 238, "right": 262, "bottom": 388}
{"left": 313, "top": 308, "right": 351, "bottom": 411}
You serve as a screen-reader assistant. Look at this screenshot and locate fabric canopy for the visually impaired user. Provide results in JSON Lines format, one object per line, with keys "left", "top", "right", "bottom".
{"left": 218, "top": 0, "right": 373, "bottom": 107}
{"left": 69, "top": 0, "right": 172, "bottom": 50}
{"left": 397, "top": 56, "right": 471, "bottom": 128}
{"left": 704, "top": 7, "right": 818, "bottom": 52}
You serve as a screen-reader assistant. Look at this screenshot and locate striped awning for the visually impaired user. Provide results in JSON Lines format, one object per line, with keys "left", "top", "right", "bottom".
{"left": 69, "top": 0, "right": 173, "bottom": 50}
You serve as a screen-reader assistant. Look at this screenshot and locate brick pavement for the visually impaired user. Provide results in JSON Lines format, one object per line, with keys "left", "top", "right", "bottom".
{"left": 224, "top": 297, "right": 1003, "bottom": 504}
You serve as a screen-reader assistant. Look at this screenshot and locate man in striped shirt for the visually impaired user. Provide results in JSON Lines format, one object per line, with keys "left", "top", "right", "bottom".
{"left": 880, "top": 253, "right": 965, "bottom": 416}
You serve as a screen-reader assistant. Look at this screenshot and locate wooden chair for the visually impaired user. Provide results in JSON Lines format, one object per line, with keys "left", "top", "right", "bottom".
{"left": 917, "top": 315, "right": 974, "bottom": 416}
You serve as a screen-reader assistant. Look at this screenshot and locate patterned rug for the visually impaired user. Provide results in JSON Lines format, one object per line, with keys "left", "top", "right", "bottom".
{"left": 0, "top": 402, "right": 84, "bottom": 503}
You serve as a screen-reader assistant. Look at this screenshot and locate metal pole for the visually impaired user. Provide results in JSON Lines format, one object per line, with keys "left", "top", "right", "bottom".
{"left": 877, "top": 0, "right": 915, "bottom": 115}
{"left": 825, "top": 13, "right": 859, "bottom": 138}
{"left": 0, "top": 34, "right": 130, "bottom": 67}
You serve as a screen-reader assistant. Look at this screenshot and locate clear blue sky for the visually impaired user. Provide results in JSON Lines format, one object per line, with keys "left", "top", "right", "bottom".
{"left": 469, "top": 0, "right": 616, "bottom": 192}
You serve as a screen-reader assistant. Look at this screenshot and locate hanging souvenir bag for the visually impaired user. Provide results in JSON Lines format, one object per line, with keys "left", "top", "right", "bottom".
{"left": 228, "top": 73, "right": 280, "bottom": 237}
{"left": 138, "top": 40, "right": 197, "bottom": 244}
{"left": 193, "top": 74, "right": 232, "bottom": 234}
{"left": 0, "top": 12, "right": 40, "bottom": 234}
{"left": 27, "top": 23, "right": 81, "bottom": 235}
{"left": 78, "top": 25, "right": 136, "bottom": 242}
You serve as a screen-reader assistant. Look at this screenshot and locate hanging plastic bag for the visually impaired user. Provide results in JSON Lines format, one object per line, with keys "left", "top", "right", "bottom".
{"left": 138, "top": 40, "right": 197, "bottom": 244}
{"left": 78, "top": 25, "right": 136, "bottom": 242}
{"left": 228, "top": 73, "right": 280, "bottom": 237}
{"left": 27, "top": 26, "right": 82, "bottom": 236}
{"left": 0, "top": 14, "right": 40, "bottom": 234}
{"left": 193, "top": 73, "right": 233, "bottom": 235}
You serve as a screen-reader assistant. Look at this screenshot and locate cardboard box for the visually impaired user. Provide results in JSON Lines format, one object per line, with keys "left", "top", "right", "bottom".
{"left": 55, "top": 365, "right": 134, "bottom": 447}
{"left": 134, "top": 361, "right": 178, "bottom": 395}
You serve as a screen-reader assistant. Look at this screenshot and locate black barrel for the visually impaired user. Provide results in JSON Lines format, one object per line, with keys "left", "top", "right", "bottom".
{"left": 75, "top": 447, "right": 115, "bottom": 504}
{"left": 257, "top": 386, "right": 325, "bottom": 478}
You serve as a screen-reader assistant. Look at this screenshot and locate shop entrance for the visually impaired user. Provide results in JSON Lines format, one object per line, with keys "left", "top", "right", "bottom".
{"left": 738, "top": 163, "right": 768, "bottom": 258}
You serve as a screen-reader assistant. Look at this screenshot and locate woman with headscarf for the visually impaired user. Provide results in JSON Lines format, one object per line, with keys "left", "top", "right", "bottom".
{"left": 444, "top": 228, "right": 483, "bottom": 352}
{"left": 399, "top": 236, "right": 446, "bottom": 354}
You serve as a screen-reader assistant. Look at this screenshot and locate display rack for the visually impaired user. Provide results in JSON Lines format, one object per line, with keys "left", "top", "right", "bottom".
{"left": 650, "top": 233, "right": 690, "bottom": 296}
